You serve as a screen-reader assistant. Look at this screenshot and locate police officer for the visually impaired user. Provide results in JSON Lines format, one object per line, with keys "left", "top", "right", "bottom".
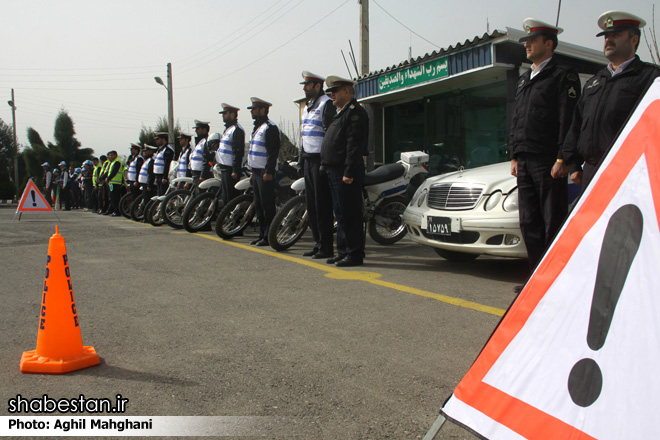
{"left": 97, "top": 155, "right": 110, "bottom": 214}
{"left": 81, "top": 160, "right": 94, "bottom": 210}
{"left": 247, "top": 97, "right": 281, "bottom": 246}
{"left": 153, "top": 132, "right": 174, "bottom": 196}
{"left": 321, "top": 76, "right": 369, "bottom": 267}
{"left": 176, "top": 132, "right": 193, "bottom": 189}
{"left": 561, "top": 10, "right": 660, "bottom": 191}
{"left": 509, "top": 18, "right": 581, "bottom": 272}
{"left": 126, "top": 143, "right": 144, "bottom": 199}
{"left": 104, "top": 150, "right": 124, "bottom": 216}
{"left": 41, "top": 162, "right": 52, "bottom": 205}
{"left": 189, "top": 120, "right": 211, "bottom": 182}
{"left": 216, "top": 103, "right": 245, "bottom": 204}
{"left": 138, "top": 145, "right": 157, "bottom": 203}
{"left": 299, "top": 71, "right": 336, "bottom": 259}
{"left": 91, "top": 157, "right": 101, "bottom": 212}
{"left": 58, "top": 161, "right": 72, "bottom": 211}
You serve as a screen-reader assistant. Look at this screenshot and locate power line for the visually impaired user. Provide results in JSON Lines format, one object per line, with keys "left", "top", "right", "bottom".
{"left": 371, "top": 0, "right": 441, "bottom": 49}
{"left": 178, "top": 0, "right": 351, "bottom": 89}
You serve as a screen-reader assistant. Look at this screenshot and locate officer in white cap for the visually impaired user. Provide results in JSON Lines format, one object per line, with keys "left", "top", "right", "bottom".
{"left": 509, "top": 18, "right": 581, "bottom": 277}
{"left": 175, "top": 132, "right": 193, "bottom": 189}
{"left": 216, "top": 103, "right": 245, "bottom": 204}
{"left": 247, "top": 97, "right": 281, "bottom": 246}
{"left": 299, "top": 71, "right": 336, "bottom": 259}
{"left": 562, "top": 10, "right": 660, "bottom": 191}
{"left": 189, "top": 120, "right": 211, "bottom": 183}
{"left": 321, "top": 75, "right": 368, "bottom": 267}
{"left": 153, "top": 132, "right": 174, "bottom": 196}
{"left": 138, "top": 144, "right": 158, "bottom": 204}
{"left": 126, "top": 143, "right": 144, "bottom": 198}
{"left": 41, "top": 162, "right": 53, "bottom": 205}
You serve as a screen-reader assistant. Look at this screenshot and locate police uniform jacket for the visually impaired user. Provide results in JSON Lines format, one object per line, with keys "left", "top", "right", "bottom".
{"left": 321, "top": 98, "right": 369, "bottom": 178}
{"left": 224, "top": 122, "right": 246, "bottom": 175}
{"left": 563, "top": 55, "right": 660, "bottom": 174}
{"left": 509, "top": 58, "right": 581, "bottom": 159}
{"left": 300, "top": 95, "right": 336, "bottom": 160}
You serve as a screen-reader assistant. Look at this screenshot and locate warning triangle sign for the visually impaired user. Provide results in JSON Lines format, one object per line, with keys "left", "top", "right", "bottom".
{"left": 16, "top": 179, "right": 53, "bottom": 212}
{"left": 441, "top": 78, "right": 660, "bottom": 439}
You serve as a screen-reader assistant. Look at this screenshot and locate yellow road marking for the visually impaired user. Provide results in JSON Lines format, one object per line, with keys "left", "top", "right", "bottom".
{"left": 193, "top": 232, "right": 506, "bottom": 317}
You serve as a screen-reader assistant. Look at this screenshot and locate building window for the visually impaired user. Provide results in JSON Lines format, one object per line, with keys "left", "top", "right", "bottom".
{"left": 383, "top": 81, "right": 508, "bottom": 175}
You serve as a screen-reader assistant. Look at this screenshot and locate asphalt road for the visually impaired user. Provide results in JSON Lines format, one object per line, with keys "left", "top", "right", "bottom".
{"left": 0, "top": 206, "right": 528, "bottom": 439}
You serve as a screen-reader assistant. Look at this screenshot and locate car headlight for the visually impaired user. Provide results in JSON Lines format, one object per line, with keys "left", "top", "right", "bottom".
{"left": 484, "top": 191, "right": 502, "bottom": 211}
{"left": 502, "top": 188, "right": 519, "bottom": 212}
{"left": 417, "top": 188, "right": 428, "bottom": 207}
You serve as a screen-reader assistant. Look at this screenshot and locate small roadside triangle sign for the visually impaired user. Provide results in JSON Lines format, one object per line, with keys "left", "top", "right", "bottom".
{"left": 13, "top": 179, "right": 57, "bottom": 221}
{"left": 440, "top": 77, "right": 660, "bottom": 439}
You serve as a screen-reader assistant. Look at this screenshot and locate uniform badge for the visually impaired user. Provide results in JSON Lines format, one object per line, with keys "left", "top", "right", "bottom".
{"left": 518, "top": 79, "right": 525, "bottom": 88}
{"left": 568, "top": 87, "right": 577, "bottom": 98}
{"left": 587, "top": 79, "right": 600, "bottom": 89}
{"left": 526, "top": 25, "right": 531, "bottom": 34}
{"left": 351, "top": 114, "right": 360, "bottom": 121}
{"left": 606, "top": 17, "right": 613, "bottom": 28}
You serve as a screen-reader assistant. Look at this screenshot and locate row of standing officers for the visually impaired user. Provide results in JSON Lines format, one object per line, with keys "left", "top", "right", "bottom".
{"left": 508, "top": 10, "right": 659, "bottom": 288}
{"left": 122, "top": 73, "right": 369, "bottom": 266}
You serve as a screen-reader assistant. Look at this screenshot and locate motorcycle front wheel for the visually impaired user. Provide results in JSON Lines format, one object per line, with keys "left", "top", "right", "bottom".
{"left": 182, "top": 192, "right": 220, "bottom": 233}
{"left": 268, "top": 195, "right": 308, "bottom": 251}
{"left": 161, "top": 189, "right": 191, "bottom": 229}
{"left": 368, "top": 195, "right": 409, "bottom": 245}
{"left": 130, "top": 194, "right": 146, "bottom": 222}
{"left": 119, "top": 192, "right": 133, "bottom": 218}
{"left": 147, "top": 199, "right": 165, "bottom": 226}
{"left": 215, "top": 194, "right": 255, "bottom": 239}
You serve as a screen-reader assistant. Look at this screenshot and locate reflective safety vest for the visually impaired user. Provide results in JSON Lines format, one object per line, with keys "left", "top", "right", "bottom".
{"left": 177, "top": 148, "right": 190, "bottom": 178}
{"left": 108, "top": 158, "right": 124, "bottom": 185}
{"left": 248, "top": 120, "right": 279, "bottom": 169}
{"left": 126, "top": 154, "right": 143, "bottom": 182}
{"left": 153, "top": 145, "right": 174, "bottom": 175}
{"left": 216, "top": 123, "right": 244, "bottom": 167}
{"left": 190, "top": 138, "right": 206, "bottom": 171}
{"left": 301, "top": 94, "right": 330, "bottom": 154}
{"left": 93, "top": 164, "right": 102, "bottom": 187}
{"left": 138, "top": 157, "right": 153, "bottom": 184}
{"left": 98, "top": 161, "right": 110, "bottom": 186}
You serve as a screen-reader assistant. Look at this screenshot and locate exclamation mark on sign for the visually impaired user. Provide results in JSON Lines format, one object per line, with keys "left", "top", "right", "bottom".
{"left": 30, "top": 190, "right": 37, "bottom": 207}
{"left": 567, "top": 204, "right": 643, "bottom": 407}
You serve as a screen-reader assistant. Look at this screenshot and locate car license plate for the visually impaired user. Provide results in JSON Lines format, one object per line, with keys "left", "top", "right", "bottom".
{"left": 427, "top": 216, "right": 451, "bottom": 236}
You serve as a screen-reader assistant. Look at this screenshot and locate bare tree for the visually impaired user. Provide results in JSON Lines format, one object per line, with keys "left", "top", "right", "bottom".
{"left": 644, "top": 5, "right": 659, "bottom": 65}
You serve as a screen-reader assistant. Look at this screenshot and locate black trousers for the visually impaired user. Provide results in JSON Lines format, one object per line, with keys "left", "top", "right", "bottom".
{"left": 220, "top": 167, "right": 240, "bottom": 205}
{"left": 303, "top": 155, "right": 334, "bottom": 254}
{"left": 252, "top": 168, "right": 275, "bottom": 239}
{"left": 517, "top": 153, "right": 568, "bottom": 270}
{"left": 155, "top": 175, "right": 167, "bottom": 196}
{"left": 108, "top": 183, "right": 122, "bottom": 214}
{"left": 327, "top": 166, "right": 365, "bottom": 261}
{"left": 83, "top": 182, "right": 94, "bottom": 209}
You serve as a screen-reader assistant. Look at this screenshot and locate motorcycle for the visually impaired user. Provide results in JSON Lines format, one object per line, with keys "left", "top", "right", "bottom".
{"left": 266, "top": 151, "right": 429, "bottom": 250}
{"left": 181, "top": 173, "right": 224, "bottom": 233}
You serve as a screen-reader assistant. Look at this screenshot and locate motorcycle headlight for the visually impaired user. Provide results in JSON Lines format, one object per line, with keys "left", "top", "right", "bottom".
{"left": 417, "top": 188, "right": 428, "bottom": 207}
{"left": 503, "top": 188, "right": 519, "bottom": 212}
{"left": 484, "top": 191, "right": 502, "bottom": 211}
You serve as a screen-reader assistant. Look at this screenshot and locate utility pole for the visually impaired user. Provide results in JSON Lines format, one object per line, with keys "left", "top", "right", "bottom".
{"left": 8, "top": 89, "right": 18, "bottom": 200}
{"left": 359, "top": 0, "right": 369, "bottom": 76}
{"left": 166, "top": 63, "right": 175, "bottom": 147}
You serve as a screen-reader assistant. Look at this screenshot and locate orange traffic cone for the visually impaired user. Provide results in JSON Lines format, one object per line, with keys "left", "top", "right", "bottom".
{"left": 20, "top": 226, "right": 100, "bottom": 374}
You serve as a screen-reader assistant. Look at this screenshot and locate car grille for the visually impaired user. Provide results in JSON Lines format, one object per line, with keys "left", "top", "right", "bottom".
{"left": 427, "top": 183, "right": 485, "bottom": 210}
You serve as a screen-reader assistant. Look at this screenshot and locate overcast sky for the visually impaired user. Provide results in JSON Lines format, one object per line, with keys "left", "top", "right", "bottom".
{"left": 1, "top": 0, "right": 657, "bottom": 158}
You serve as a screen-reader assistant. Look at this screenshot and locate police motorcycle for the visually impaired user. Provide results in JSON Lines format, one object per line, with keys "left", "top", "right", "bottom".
{"left": 214, "top": 160, "right": 299, "bottom": 239}
{"left": 266, "top": 151, "right": 429, "bottom": 250}
{"left": 131, "top": 163, "right": 180, "bottom": 222}
{"left": 181, "top": 164, "right": 225, "bottom": 233}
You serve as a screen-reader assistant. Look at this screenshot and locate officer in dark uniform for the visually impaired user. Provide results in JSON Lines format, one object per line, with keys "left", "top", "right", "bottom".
{"left": 562, "top": 10, "right": 660, "bottom": 191}
{"left": 175, "top": 133, "right": 193, "bottom": 189}
{"left": 509, "top": 18, "right": 581, "bottom": 272}
{"left": 321, "top": 76, "right": 369, "bottom": 267}
{"left": 217, "top": 103, "right": 245, "bottom": 204}
{"left": 299, "top": 71, "right": 336, "bottom": 259}
{"left": 138, "top": 145, "right": 157, "bottom": 203}
{"left": 190, "top": 120, "right": 211, "bottom": 182}
{"left": 247, "top": 97, "right": 281, "bottom": 246}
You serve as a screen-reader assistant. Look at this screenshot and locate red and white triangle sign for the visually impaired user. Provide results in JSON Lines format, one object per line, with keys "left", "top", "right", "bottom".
{"left": 442, "top": 78, "right": 660, "bottom": 440}
{"left": 16, "top": 179, "right": 52, "bottom": 212}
